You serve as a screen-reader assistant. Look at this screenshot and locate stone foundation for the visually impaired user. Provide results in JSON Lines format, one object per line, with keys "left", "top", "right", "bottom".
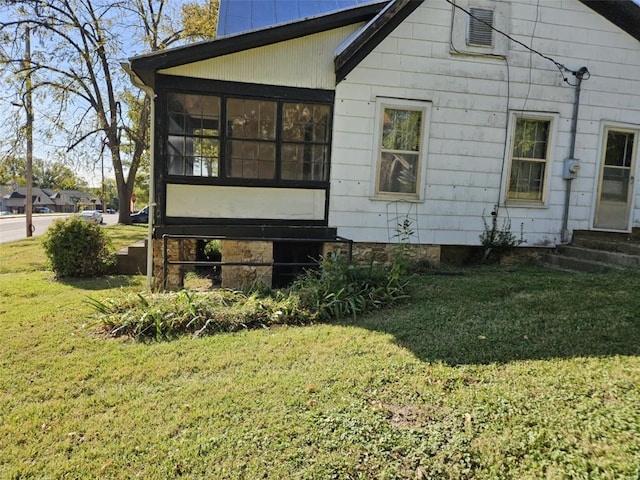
{"left": 151, "top": 237, "right": 440, "bottom": 290}
{"left": 152, "top": 238, "right": 197, "bottom": 290}
{"left": 324, "top": 242, "right": 441, "bottom": 266}
{"left": 221, "top": 240, "right": 273, "bottom": 289}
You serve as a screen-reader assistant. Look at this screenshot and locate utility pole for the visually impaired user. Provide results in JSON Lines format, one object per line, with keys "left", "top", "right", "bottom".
{"left": 24, "top": 26, "right": 34, "bottom": 237}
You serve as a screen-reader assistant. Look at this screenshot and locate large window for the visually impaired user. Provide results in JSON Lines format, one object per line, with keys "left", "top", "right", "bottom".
{"left": 166, "top": 92, "right": 331, "bottom": 184}
{"left": 507, "top": 116, "right": 554, "bottom": 203}
{"left": 374, "top": 100, "right": 429, "bottom": 199}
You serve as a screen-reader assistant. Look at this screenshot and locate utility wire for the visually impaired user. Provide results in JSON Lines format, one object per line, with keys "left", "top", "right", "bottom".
{"left": 445, "top": 0, "right": 585, "bottom": 82}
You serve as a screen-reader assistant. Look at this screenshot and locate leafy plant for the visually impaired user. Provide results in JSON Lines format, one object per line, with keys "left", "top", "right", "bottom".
{"left": 479, "top": 206, "right": 525, "bottom": 263}
{"left": 91, "top": 250, "right": 410, "bottom": 340}
{"left": 203, "top": 239, "right": 221, "bottom": 257}
{"left": 289, "top": 250, "right": 409, "bottom": 321}
{"left": 41, "top": 216, "right": 115, "bottom": 277}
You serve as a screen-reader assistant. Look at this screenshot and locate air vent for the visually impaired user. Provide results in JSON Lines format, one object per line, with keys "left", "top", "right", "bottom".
{"left": 467, "top": 8, "right": 494, "bottom": 46}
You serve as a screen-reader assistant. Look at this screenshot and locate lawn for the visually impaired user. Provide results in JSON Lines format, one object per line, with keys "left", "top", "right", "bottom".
{"left": 0, "top": 229, "right": 639, "bottom": 479}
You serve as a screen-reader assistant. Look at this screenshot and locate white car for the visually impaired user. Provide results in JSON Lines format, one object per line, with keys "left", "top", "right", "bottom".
{"left": 78, "top": 210, "right": 103, "bottom": 224}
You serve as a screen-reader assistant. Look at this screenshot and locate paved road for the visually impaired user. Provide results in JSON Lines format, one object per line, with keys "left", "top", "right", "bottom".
{"left": 0, "top": 213, "right": 119, "bottom": 244}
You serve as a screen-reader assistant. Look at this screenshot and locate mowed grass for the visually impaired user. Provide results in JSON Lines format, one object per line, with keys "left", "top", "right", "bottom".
{"left": 0, "top": 230, "right": 639, "bottom": 479}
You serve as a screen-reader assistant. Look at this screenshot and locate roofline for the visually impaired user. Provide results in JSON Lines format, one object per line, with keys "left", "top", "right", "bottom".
{"left": 129, "top": 1, "right": 388, "bottom": 88}
{"left": 579, "top": 0, "right": 640, "bottom": 42}
{"left": 335, "top": 0, "right": 424, "bottom": 83}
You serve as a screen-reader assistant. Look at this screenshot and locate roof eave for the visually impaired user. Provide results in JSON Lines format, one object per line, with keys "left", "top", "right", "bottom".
{"left": 335, "top": 0, "right": 424, "bottom": 83}
{"left": 579, "top": 0, "right": 640, "bottom": 42}
{"left": 129, "top": 1, "right": 389, "bottom": 89}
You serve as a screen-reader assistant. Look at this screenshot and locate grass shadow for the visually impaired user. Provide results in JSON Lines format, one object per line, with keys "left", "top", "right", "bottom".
{"left": 58, "top": 274, "right": 145, "bottom": 291}
{"left": 333, "top": 267, "right": 640, "bottom": 365}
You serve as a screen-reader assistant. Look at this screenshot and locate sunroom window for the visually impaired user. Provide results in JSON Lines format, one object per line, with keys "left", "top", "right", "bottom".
{"left": 168, "top": 93, "right": 220, "bottom": 177}
{"left": 166, "top": 92, "right": 331, "bottom": 184}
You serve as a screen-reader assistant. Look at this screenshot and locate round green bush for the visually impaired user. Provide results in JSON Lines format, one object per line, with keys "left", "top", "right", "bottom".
{"left": 42, "top": 217, "right": 115, "bottom": 277}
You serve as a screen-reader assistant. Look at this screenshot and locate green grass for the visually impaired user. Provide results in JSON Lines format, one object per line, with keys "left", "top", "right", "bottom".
{"left": 0, "top": 224, "right": 146, "bottom": 274}
{"left": 0, "top": 233, "right": 639, "bottom": 478}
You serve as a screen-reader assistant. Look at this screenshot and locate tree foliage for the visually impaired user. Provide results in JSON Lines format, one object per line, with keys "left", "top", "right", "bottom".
{"left": 182, "top": 1, "right": 219, "bottom": 40}
{"left": 0, "top": 155, "right": 86, "bottom": 190}
{"left": 0, "top": 0, "right": 218, "bottom": 223}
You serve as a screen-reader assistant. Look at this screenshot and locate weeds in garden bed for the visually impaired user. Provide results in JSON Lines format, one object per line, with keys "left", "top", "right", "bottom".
{"left": 90, "top": 252, "right": 409, "bottom": 340}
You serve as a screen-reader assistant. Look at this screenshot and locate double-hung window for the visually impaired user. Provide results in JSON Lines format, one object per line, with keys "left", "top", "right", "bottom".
{"left": 507, "top": 115, "right": 556, "bottom": 203}
{"left": 374, "top": 99, "right": 430, "bottom": 199}
{"left": 166, "top": 91, "right": 331, "bottom": 184}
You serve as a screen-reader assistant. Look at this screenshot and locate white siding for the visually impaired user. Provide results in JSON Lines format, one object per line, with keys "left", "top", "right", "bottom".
{"left": 329, "top": 0, "right": 640, "bottom": 246}
{"left": 159, "top": 25, "right": 361, "bottom": 90}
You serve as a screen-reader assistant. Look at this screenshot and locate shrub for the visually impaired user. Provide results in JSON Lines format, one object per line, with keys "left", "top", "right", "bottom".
{"left": 288, "top": 251, "right": 410, "bottom": 320}
{"left": 42, "top": 217, "right": 115, "bottom": 277}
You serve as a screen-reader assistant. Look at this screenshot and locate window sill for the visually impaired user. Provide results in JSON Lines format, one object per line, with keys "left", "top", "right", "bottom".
{"left": 369, "top": 196, "right": 423, "bottom": 203}
{"left": 504, "top": 200, "right": 548, "bottom": 209}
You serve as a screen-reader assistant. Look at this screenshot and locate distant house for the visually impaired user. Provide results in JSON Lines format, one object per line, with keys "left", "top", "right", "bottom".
{"left": 1, "top": 187, "right": 56, "bottom": 214}
{"left": 47, "top": 190, "right": 100, "bottom": 213}
{"left": 128, "top": 0, "right": 640, "bottom": 289}
{"left": 0, "top": 186, "right": 99, "bottom": 214}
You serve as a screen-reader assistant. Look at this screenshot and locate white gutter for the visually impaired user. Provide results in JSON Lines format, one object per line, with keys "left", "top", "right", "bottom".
{"left": 121, "top": 62, "right": 156, "bottom": 290}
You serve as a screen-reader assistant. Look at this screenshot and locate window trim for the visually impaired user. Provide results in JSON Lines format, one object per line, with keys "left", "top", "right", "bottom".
{"left": 504, "top": 111, "right": 559, "bottom": 207}
{"left": 370, "top": 98, "right": 431, "bottom": 201}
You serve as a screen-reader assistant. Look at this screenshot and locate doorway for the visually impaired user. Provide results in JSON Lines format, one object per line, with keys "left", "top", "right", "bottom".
{"left": 593, "top": 127, "right": 638, "bottom": 231}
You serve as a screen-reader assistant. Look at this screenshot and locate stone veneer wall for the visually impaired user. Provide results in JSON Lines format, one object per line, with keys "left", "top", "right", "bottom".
{"left": 221, "top": 240, "right": 273, "bottom": 289}
{"left": 324, "top": 242, "right": 441, "bottom": 266}
{"left": 152, "top": 238, "right": 197, "bottom": 290}
{"left": 152, "top": 238, "right": 439, "bottom": 290}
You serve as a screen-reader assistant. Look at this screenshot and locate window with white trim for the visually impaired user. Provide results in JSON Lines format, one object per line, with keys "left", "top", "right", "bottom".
{"left": 507, "top": 115, "right": 555, "bottom": 203}
{"left": 374, "top": 99, "right": 430, "bottom": 199}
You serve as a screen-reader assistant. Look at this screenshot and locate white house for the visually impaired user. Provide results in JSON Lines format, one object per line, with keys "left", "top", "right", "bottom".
{"left": 128, "top": 0, "right": 640, "bottom": 289}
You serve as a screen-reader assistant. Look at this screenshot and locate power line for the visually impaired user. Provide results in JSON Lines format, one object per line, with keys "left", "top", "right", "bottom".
{"left": 445, "top": 0, "right": 584, "bottom": 83}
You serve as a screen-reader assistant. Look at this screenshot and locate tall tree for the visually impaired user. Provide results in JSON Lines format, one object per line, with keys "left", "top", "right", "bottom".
{"left": 0, "top": 0, "right": 218, "bottom": 223}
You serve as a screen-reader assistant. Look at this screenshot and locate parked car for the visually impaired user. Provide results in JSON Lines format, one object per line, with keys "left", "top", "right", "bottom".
{"left": 34, "top": 206, "right": 53, "bottom": 213}
{"left": 78, "top": 210, "right": 103, "bottom": 224}
{"left": 130, "top": 205, "right": 149, "bottom": 224}
{"left": 0, "top": 210, "right": 12, "bottom": 216}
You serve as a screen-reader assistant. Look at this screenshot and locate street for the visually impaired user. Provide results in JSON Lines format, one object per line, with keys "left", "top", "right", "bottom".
{"left": 0, "top": 213, "right": 119, "bottom": 244}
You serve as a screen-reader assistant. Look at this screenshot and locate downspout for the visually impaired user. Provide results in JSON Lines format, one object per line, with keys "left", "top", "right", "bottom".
{"left": 561, "top": 66, "right": 589, "bottom": 243}
{"left": 121, "top": 62, "right": 156, "bottom": 290}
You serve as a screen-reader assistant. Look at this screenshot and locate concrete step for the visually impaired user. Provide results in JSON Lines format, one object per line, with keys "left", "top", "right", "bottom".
{"left": 115, "top": 239, "right": 147, "bottom": 275}
{"left": 556, "top": 244, "right": 640, "bottom": 269}
{"left": 541, "top": 252, "right": 625, "bottom": 273}
{"left": 571, "top": 236, "right": 640, "bottom": 256}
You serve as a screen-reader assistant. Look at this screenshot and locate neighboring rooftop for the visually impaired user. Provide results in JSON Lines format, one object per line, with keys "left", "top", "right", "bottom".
{"left": 217, "top": 0, "right": 386, "bottom": 36}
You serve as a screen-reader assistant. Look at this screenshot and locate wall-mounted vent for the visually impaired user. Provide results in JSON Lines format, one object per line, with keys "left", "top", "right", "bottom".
{"left": 467, "top": 8, "right": 494, "bottom": 46}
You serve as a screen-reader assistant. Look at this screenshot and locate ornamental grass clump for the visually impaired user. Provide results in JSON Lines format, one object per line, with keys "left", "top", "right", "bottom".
{"left": 90, "top": 251, "right": 410, "bottom": 340}
{"left": 42, "top": 216, "right": 115, "bottom": 278}
{"left": 89, "top": 289, "right": 315, "bottom": 340}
